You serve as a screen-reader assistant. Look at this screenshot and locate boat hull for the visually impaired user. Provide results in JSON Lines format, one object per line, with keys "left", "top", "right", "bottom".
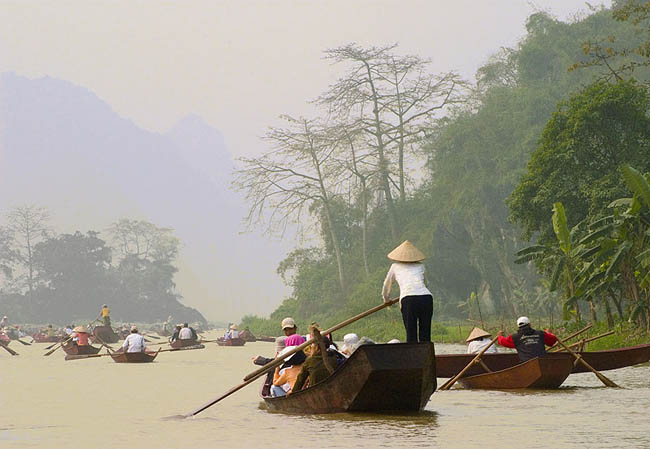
{"left": 457, "top": 355, "right": 574, "bottom": 390}
{"left": 90, "top": 326, "right": 120, "bottom": 344}
{"left": 62, "top": 341, "right": 101, "bottom": 356}
{"left": 110, "top": 350, "right": 159, "bottom": 363}
{"left": 436, "top": 342, "right": 650, "bottom": 378}
{"left": 170, "top": 338, "right": 200, "bottom": 349}
{"left": 216, "top": 338, "right": 246, "bottom": 346}
{"left": 262, "top": 342, "right": 436, "bottom": 414}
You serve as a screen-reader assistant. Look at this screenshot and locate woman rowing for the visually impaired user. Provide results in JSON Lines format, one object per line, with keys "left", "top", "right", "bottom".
{"left": 381, "top": 240, "right": 433, "bottom": 342}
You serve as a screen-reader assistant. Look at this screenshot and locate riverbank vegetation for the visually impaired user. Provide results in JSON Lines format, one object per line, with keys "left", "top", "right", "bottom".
{"left": 239, "top": 4, "right": 650, "bottom": 346}
{"left": 0, "top": 209, "right": 205, "bottom": 324}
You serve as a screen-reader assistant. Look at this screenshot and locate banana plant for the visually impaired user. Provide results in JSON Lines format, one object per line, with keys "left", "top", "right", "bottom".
{"left": 515, "top": 202, "right": 585, "bottom": 321}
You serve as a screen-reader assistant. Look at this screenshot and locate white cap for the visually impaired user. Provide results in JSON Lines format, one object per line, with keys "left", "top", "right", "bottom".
{"left": 343, "top": 333, "right": 359, "bottom": 346}
{"left": 278, "top": 345, "right": 299, "bottom": 361}
{"left": 516, "top": 316, "right": 530, "bottom": 328}
{"left": 281, "top": 317, "right": 296, "bottom": 330}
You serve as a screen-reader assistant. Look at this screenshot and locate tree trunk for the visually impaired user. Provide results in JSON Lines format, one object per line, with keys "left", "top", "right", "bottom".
{"left": 323, "top": 203, "right": 345, "bottom": 292}
{"left": 364, "top": 61, "right": 398, "bottom": 243}
{"left": 360, "top": 184, "right": 370, "bottom": 276}
{"left": 608, "top": 289, "right": 624, "bottom": 319}
{"left": 603, "top": 296, "right": 615, "bottom": 330}
{"left": 588, "top": 298, "right": 598, "bottom": 324}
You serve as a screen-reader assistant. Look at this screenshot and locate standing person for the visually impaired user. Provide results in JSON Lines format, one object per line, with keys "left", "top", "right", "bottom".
{"left": 281, "top": 317, "right": 305, "bottom": 346}
{"left": 466, "top": 327, "right": 497, "bottom": 354}
{"left": 381, "top": 240, "right": 433, "bottom": 343}
{"left": 122, "top": 326, "right": 146, "bottom": 353}
{"left": 497, "top": 317, "right": 557, "bottom": 362}
{"left": 100, "top": 305, "right": 111, "bottom": 327}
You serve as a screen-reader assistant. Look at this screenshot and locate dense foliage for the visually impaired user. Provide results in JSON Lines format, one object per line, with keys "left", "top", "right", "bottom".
{"left": 0, "top": 210, "right": 205, "bottom": 325}
{"left": 239, "top": 6, "right": 650, "bottom": 340}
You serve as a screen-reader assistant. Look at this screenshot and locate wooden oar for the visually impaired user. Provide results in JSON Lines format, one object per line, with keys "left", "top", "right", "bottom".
{"left": 65, "top": 344, "right": 203, "bottom": 360}
{"left": 553, "top": 335, "right": 619, "bottom": 388}
{"left": 438, "top": 335, "right": 500, "bottom": 391}
{"left": 0, "top": 342, "right": 19, "bottom": 356}
{"left": 44, "top": 337, "right": 71, "bottom": 356}
{"left": 16, "top": 338, "right": 31, "bottom": 346}
{"left": 550, "top": 331, "right": 614, "bottom": 353}
{"left": 185, "top": 298, "right": 400, "bottom": 417}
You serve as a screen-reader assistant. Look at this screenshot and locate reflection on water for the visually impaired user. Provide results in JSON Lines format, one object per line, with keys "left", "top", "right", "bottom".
{"left": 1, "top": 335, "right": 649, "bottom": 449}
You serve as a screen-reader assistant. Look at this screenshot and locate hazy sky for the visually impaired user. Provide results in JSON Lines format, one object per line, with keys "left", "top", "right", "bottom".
{"left": 0, "top": 1, "right": 610, "bottom": 320}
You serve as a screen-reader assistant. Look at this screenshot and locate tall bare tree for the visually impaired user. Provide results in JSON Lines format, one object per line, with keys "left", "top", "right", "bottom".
{"left": 319, "top": 43, "right": 464, "bottom": 241}
{"left": 107, "top": 219, "right": 179, "bottom": 264}
{"left": 5, "top": 205, "right": 52, "bottom": 296}
{"left": 234, "top": 116, "right": 347, "bottom": 292}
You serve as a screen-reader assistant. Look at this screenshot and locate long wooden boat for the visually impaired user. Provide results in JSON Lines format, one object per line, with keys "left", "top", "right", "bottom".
{"left": 216, "top": 337, "right": 246, "bottom": 347}
{"left": 262, "top": 342, "right": 436, "bottom": 414}
{"left": 256, "top": 336, "right": 276, "bottom": 343}
{"left": 456, "top": 355, "right": 574, "bottom": 390}
{"left": 170, "top": 338, "right": 200, "bottom": 349}
{"left": 62, "top": 341, "right": 101, "bottom": 356}
{"left": 0, "top": 334, "right": 10, "bottom": 346}
{"left": 90, "top": 326, "right": 120, "bottom": 344}
{"left": 436, "top": 342, "right": 650, "bottom": 378}
{"left": 110, "top": 348, "right": 160, "bottom": 363}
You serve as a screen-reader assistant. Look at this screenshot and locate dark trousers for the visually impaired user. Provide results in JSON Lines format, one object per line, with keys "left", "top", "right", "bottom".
{"left": 401, "top": 295, "right": 433, "bottom": 342}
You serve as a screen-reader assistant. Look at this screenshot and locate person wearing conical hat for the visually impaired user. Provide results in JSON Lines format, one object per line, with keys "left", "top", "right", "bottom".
{"left": 224, "top": 324, "right": 240, "bottom": 340}
{"left": 382, "top": 240, "right": 433, "bottom": 343}
{"left": 71, "top": 325, "right": 90, "bottom": 346}
{"left": 466, "top": 327, "right": 497, "bottom": 354}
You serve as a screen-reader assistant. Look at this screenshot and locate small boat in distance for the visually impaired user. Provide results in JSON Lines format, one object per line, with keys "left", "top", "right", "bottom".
{"left": 262, "top": 342, "right": 436, "bottom": 414}
{"left": 216, "top": 337, "right": 246, "bottom": 347}
{"left": 170, "top": 338, "right": 200, "bottom": 349}
{"left": 456, "top": 355, "right": 574, "bottom": 390}
{"left": 109, "top": 348, "right": 160, "bottom": 363}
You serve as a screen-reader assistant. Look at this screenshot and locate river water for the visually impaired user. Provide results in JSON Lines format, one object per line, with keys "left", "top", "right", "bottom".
{"left": 1, "top": 333, "right": 649, "bottom": 449}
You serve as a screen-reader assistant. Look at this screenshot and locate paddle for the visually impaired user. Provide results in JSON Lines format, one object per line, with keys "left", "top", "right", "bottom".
{"left": 65, "top": 345, "right": 202, "bottom": 360}
{"left": 553, "top": 335, "right": 619, "bottom": 388}
{"left": 0, "top": 342, "right": 19, "bottom": 356}
{"left": 184, "top": 298, "right": 400, "bottom": 417}
{"left": 16, "top": 338, "right": 31, "bottom": 346}
{"left": 550, "top": 330, "right": 614, "bottom": 353}
{"left": 439, "top": 335, "right": 500, "bottom": 391}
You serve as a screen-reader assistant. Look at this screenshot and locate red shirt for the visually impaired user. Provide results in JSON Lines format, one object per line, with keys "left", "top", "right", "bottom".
{"left": 74, "top": 332, "right": 89, "bottom": 346}
{"left": 498, "top": 331, "right": 557, "bottom": 348}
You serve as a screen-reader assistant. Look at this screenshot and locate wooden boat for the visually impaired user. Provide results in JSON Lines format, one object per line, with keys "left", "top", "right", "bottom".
{"left": 256, "top": 336, "right": 276, "bottom": 343}
{"left": 170, "top": 338, "right": 200, "bottom": 349}
{"left": 457, "top": 355, "right": 574, "bottom": 390}
{"left": 90, "top": 325, "right": 120, "bottom": 344}
{"left": 216, "top": 337, "right": 246, "bottom": 346}
{"left": 436, "top": 342, "right": 650, "bottom": 378}
{"left": 62, "top": 341, "right": 101, "bottom": 356}
{"left": 110, "top": 348, "right": 160, "bottom": 363}
{"left": 0, "top": 334, "right": 10, "bottom": 346}
{"left": 32, "top": 333, "right": 63, "bottom": 343}
{"left": 262, "top": 342, "right": 436, "bottom": 414}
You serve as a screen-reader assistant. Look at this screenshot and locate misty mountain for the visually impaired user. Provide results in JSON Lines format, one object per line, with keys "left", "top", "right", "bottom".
{"left": 0, "top": 72, "right": 288, "bottom": 322}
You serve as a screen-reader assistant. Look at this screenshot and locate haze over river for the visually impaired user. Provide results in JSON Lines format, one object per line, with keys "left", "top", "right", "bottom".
{"left": 1, "top": 333, "right": 649, "bottom": 448}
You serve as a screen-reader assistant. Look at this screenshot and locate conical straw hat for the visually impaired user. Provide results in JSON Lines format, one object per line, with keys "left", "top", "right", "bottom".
{"left": 466, "top": 327, "right": 491, "bottom": 343}
{"left": 73, "top": 325, "right": 88, "bottom": 333}
{"left": 387, "top": 240, "right": 426, "bottom": 262}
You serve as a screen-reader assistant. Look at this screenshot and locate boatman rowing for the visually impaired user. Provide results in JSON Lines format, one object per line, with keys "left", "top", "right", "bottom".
{"left": 497, "top": 317, "right": 557, "bottom": 362}
{"left": 122, "top": 325, "right": 146, "bottom": 353}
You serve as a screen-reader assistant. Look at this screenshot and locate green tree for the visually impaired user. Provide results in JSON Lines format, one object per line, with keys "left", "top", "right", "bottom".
{"left": 509, "top": 80, "right": 650, "bottom": 242}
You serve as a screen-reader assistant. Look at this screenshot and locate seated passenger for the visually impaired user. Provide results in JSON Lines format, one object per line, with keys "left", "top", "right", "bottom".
{"left": 224, "top": 324, "right": 239, "bottom": 340}
{"left": 290, "top": 336, "right": 338, "bottom": 394}
{"left": 340, "top": 333, "right": 359, "bottom": 357}
{"left": 281, "top": 317, "right": 306, "bottom": 346}
{"left": 466, "top": 327, "right": 497, "bottom": 354}
{"left": 179, "top": 323, "right": 196, "bottom": 341}
{"left": 271, "top": 346, "right": 307, "bottom": 397}
{"left": 253, "top": 336, "right": 286, "bottom": 366}
{"left": 169, "top": 325, "right": 182, "bottom": 342}
{"left": 71, "top": 325, "right": 90, "bottom": 346}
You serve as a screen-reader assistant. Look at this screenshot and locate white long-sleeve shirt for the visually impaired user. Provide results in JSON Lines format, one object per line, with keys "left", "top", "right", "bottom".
{"left": 179, "top": 327, "right": 193, "bottom": 339}
{"left": 467, "top": 337, "right": 497, "bottom": 354}
{"left": 382, "top": 262, "right": 432, "bottom": 305}
{"left": 122, "top": 333, "right": 146, "bottom": 353}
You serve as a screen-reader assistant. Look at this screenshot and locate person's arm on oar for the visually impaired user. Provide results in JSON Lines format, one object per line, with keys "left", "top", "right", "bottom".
{"left": 496, "top": 331, "right": 515, "bottom": 348}
{"left": 543, "top": 328, "right": 558, "bottom": 347}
